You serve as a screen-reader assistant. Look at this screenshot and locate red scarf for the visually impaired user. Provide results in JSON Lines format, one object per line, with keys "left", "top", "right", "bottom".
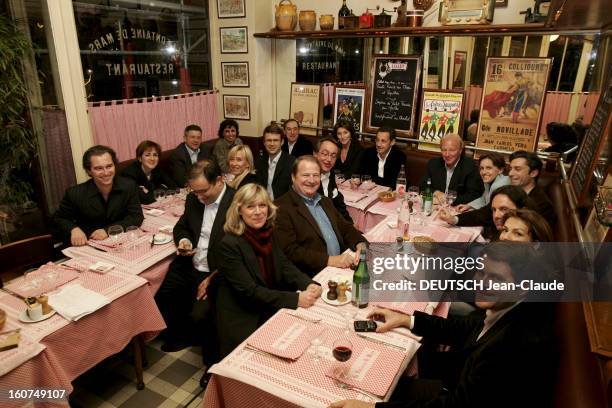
{"left": 243, "top": 226, "right": 275, "bottom": 287}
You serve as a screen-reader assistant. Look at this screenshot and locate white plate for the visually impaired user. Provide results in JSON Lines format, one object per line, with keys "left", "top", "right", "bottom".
{"left": 150, "top": 235, "right": 172, "bottom": 245}
{"left": 19, "top": 309, "right": 56, "bottom": 323}
{"left": 321, "top": 288, "right": 352, "bottom": 306}
{"left": 144, "top": 209, "right": 165, "bottom": 216}
{"left": 158, "top": 225, "right": 174, "bottom": 234}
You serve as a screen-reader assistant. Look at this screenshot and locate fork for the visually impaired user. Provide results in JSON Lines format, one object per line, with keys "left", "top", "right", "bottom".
{"left": 333, "top": 379, "right": 380, "bottom": 401}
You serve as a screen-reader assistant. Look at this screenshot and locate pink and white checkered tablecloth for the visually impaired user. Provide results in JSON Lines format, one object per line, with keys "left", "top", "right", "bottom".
{"left": 3, "top": 263, "right": 79, "bottom": 299}
{"left": 203, "top": 263, "right": 447, "bottom": 408}
{"left": 364, "top": 214, "right": 482, "bottom": 243}
{"left": 338, "top": 182, "right": 390, "bottom": 232}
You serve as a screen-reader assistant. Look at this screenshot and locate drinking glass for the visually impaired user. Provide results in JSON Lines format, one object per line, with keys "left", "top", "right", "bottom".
{"left": 44, "top": 266, "right": 59, "bottom": 285}
{"left": 350, "top": 174, "right": 361, "bottom": 190}
{"left": 224, "top": 173, "right": 236, "bottom": 183}
{"left": 126, "top": 225, "right": 139, "bottom": 250}
{"left": 165, "top": 188, "right": 176, "bottom": 200}
{"left": 334, "top": 169, "right": 345, "bottom": 186}
{"left": 107, "top": 225, "right": 124, "bottom": 250}
{"left": 332, "top": 338, "right": 353, "bottom": 386}
{"left": 408, "top": 186, "right": 420, "bottom": 201}
{"left": 446, "top": 190, "right": 457, "bottom": 212}
{"left": 361, "top": 175, "right": 372, "bottom": 188}
{"left": 23, "top": 270, "right": 42, "bottom": 293}
{"left": 154, "top": 189, "right": 165, "bottom": 202}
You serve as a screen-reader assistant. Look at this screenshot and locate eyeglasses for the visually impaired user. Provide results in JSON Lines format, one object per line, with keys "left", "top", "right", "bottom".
{"left": 318, "top": 151, "right": 337, "bottom": 160}
{"left": 186, "top": 187, "right": 209, "bottom": 195}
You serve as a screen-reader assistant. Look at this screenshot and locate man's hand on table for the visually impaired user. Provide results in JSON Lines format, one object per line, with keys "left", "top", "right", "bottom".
{"left": 455, "top": 204, "right": 472, "bottom": 213}
{"left": 306, "top": 283, "right": 322, "bottom": 298}
{"left": 367, "top": 307, "right": 412, "bottom": 333}
{"left": 70, "top": 227, "right": 88, "bottom": 246}
{"left": 298, "top": 288, "right": 319, "bottom": 308}
{"left": 433, "top": 190, "right": 445, "bottom": 205}
{"left": 329, "top": 400, "right": 375, "bottom": 408}
{"left": 176, "top": 239, "right": 196, "bottom": 256}
{"left": 90, "top": 228, "right": 108, "bottom": 241}
{"left": 437, "top": 208, "right": 458, "bottom": 226}
{"left": 328, "top": 253, "right": 356, "bottom": 269}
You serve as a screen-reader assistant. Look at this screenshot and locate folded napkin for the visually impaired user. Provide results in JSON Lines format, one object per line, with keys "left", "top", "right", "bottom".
{"left": 342, "top": 190, "right": 368, "bottom": 204}
{"left": 246, "top": 311, "right": 324, "bottom": 360}
{"left": 87, "top": 234, "right": 128, "bottom": 251}
{"left": 48, "top": 284, "right": 110, "bottom": 321}
{"left": 325, "top": 334, "right": 406, "bottom": 397}
{"left": 3, "top": 263, "right": 79, "bottom": 299}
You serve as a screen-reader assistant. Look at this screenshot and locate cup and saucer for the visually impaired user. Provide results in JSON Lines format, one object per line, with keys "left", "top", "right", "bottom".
{"left": 19, "top": 304, "right": 56, "bottom": 323}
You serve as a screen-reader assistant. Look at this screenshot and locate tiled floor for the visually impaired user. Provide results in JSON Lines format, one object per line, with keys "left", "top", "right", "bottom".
{"left": 69, "top": 338, "right": 206, "bottom": 408}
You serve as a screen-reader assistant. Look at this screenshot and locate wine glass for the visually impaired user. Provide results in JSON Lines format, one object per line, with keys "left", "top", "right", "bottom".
{"left": 334, "top": 169, "right": 345, "bottom": 186}
{"left": 107, "top": 225, "right": 124, "bottom": 250}
{"left": 408, "top": 186, "right": 420, "bottom": 201}
{"left": 23, "top": 270, "right": 42, "bottom": 293}
{"left": 126, "top": 225, "right": 139, "bottom": 250}
{"left": 332, "top": 338, "right": 353, "bottom": 386}
{"left": 350, "top": 174, "right": 361, "bottom": 190}
{"left": 44, "top": 266, "right": 59, "bottom": 285}
{"left": 446, "top": 190, "right": 457, "bottom": 211}
{"left": 154, "top": 189, "right": 165, "bottom": 202}
{"left": 361, "top": 175, "right": 372, "bottom": 189}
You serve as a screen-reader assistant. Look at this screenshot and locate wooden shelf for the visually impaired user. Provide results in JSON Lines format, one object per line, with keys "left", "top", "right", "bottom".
{"left": 253, "top": 23, "right": 600, "bottom": 40}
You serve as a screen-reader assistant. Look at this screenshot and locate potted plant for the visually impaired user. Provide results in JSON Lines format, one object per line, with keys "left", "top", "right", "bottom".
{"left": 0, "top": 14, "right": 37, "bottom": 243}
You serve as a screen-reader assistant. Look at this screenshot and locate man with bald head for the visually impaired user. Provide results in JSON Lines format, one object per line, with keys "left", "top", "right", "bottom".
{"left": 420, "top": 133, "right": 483, "bottom": 205}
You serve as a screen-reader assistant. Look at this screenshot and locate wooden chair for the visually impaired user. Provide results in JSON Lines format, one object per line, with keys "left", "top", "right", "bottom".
{"left": 0, "top": 234, "right": 53, "bottom": 283}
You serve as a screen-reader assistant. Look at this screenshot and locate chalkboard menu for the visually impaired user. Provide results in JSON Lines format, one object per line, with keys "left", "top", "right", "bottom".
{"left": 366, "top": 55, "right": 421, "bottom": 137}
{"left": 570, "top": 64, "right": 612, "bottom": 204}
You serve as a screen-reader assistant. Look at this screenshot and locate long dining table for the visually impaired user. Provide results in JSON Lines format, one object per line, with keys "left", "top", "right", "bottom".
{"left": 202, "top": 195, "right": 483, "bottom": 407}
{"left": 0, "top": 196, "right": 184, "bottom": 407}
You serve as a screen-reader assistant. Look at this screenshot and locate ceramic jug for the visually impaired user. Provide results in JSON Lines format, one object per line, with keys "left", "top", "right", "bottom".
{"left": 275, "top": 0, "right": 297, "bottom": 31}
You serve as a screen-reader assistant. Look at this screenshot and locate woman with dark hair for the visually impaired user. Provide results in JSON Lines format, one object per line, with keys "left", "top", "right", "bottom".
{"left": 121, "top": 140, "right": 175, "bottom": 204}
{"left": 215, "top": 184, "right": 321, "bottom": 356}
{"left": 457, "top": 152, "right": 510, "bottom": 212}
{"left": 332, "top": 120, "right": 364, "bottom": 178}
{"left": 213, "top": 119, "right": 243, "bottom": 173}
{"left": 500, "top": 208, "right": 553, "bottom": 242}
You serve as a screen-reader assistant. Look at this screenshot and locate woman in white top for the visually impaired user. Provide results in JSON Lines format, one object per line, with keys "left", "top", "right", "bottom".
{"left": 456, "top": 152, "right": 510, "bottom": 213}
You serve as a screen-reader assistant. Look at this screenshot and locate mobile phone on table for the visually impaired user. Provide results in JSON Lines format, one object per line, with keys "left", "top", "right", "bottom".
{"left": 353, "top": 320, "right": 377, "bottom": 332}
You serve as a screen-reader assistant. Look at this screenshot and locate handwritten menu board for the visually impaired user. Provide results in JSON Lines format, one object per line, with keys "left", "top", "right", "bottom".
{"left": 366, "top": 56, "right": 421, "bottom": 137}
{"left": 570, "top": 65, "right": 612, "bottom": 203}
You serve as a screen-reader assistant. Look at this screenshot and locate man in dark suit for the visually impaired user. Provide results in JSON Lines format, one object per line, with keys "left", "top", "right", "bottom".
{"left": 281, "top": 119, "right": 313, "bottom": 158}
{"left": 155, "top": 159, "right": 234, "bottom": 386}
{"left": 330, "top": 242, "right": 556, "bottom": 408}
{"left": 275, "top": 156, "right": 366, "bottom": 277}
{"left": 508, "top": 150, "right": 556, "bottom": 229}
{"left": 255, "top": 124, "right": 295, "bottom": 200}
{"left": 360, "top": 126, "right": 406, "bottom": 188}
{"left": 168, "top": 124, "right": 210, "bottom": 187}
{"left": 53, "top": 145, "right": 143, "bottom": 247}
{"left": 420, "top": 134, "right": 484, "bottom": 205}
{"left": 314, "top": 137, "right": 352, "bottom": 222}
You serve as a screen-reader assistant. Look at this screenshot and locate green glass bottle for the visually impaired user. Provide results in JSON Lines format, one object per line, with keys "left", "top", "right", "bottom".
{"left": 352, "top": 250, "right": 370, "bottom": 308}
{"left": 423, "top": 178, "right": 433, "bottom": 216}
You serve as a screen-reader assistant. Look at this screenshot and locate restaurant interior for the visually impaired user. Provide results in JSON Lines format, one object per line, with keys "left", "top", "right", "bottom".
{"left": 0, "top": 0, "right": 610, "bottom": 407}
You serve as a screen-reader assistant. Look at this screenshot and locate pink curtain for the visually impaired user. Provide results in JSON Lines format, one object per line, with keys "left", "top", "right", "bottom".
{"left": 466, "top": 85, "right": 483, "bottom": 116}
{"left": 575, "top": 92, "right": 600, "bottom": 124}
{"left": 88, "top": 91, "right": 218, "bottom": 161}
{"left": 540, "top": 92, "right": 572, "bottom": 132}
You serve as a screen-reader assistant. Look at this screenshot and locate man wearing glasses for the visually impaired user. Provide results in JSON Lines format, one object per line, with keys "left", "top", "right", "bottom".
{"left": 314, "top": 137, "right": 352, "bottom": 222}
{"left": 155, "top": 159, "right": 235, "bottom": 388}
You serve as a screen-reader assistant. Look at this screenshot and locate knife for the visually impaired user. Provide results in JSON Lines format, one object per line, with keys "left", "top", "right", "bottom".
{"left": 356, "top": 333, "right": 407, "bottom": 352}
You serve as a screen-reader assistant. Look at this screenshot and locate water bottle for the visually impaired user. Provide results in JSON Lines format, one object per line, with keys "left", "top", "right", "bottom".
{"left": 423, "top": 178, "right": 433, "bottom": 216}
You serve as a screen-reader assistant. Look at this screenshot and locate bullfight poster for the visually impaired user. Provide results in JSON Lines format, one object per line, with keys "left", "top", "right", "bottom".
{"left": 417, "top": 89, "right": 465, "bottom": 152}
{"left": 476, "top": 57, "right": 551, "bottom": 153}
{"left": 289, "top": 83, "right": 322, "bottom": 136}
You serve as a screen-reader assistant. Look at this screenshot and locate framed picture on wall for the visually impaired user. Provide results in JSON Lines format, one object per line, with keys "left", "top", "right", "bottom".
{"left": 476, "top": 57, "right": 552, "bottom": 154}
{"left": 333, "top": 85, "right": 366, "bottom": 134}
{"left": 220, "top": 26, "right": 248, "bottom": 53}
{"left": 223, "top": 94, "right": 250, "bottom": 120}
{"left": 417, "top": 89, "right": 465, "bottom": 152}
{"left": 452, "top": 51, "right": 467, "bottom": 89}
{"left": 289, "top": 83, "right": 322, "bottom": 136}
{"left": 217, "top": 0, "right": 246, "bottom": 18}
{"left": 221, "top": 62, "right": 249, "bottom": 87}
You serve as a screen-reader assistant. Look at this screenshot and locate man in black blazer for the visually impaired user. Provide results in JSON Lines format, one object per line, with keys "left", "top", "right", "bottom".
{"left": 155, "top": 160, "right": 234, "bottom": 386}
{"left": 255, "top": 124, "right": 295, "bottom": 200}
{"left": 53, "top": 145, "right": 143, "bottom": 247}
{"left": 360, "top": 126, "right": 407, "bottom": 188}
{"left": 168, "top": 124, "right": 211, "bottom": 187}
{"left": 330, "top": 242, "right": 556, "bottom": 408}
{"left": 281, "top": 119, "right": 313, "bottom": 158}
{"left": 275, "top": 156, "right": 366, "bottom": 277}
{"left": 419, "top": 134, "right": 484, "bottom": 205}
{"left": 314, "top": 137, "right": 352, "bottom": 222}
{"left": 508, "top": 150, "right": 556, "bottom": 229}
